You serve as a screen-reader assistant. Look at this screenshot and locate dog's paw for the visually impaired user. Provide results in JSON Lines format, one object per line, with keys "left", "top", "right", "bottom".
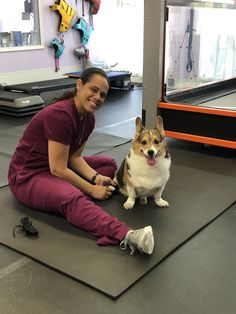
{"left": 155, "top": 198, "right": 169, "bottom": 207}
{"left": 123, "top": 199, "right": 135, "bottom": 210}
{"left": 139, "top": 197, "right": 147, "bottom": 205}
{"left": 108, "top": 185, "right": 115, "bottom": 191}
{"left": 107, "top": 184, "right": 120, "bottom": 196}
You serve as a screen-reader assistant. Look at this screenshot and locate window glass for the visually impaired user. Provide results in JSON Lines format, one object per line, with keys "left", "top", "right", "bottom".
{"left": 165, "top": 0, "right": 236, "bottom": 96}
{"left": 0, "top": 0, "right": 43, "bottom": 51}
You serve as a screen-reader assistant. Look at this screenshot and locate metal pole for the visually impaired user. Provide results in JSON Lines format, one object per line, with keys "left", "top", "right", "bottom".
{"left": 142, "top": 0, "right": 165, "bottom": 128}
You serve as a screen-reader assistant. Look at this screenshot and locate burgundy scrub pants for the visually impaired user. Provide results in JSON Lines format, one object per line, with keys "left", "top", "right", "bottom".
{"left": 8, "top": 156, "right": 131, "bottom": 245}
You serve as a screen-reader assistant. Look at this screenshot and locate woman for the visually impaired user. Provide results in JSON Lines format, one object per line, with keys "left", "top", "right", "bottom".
{"left": 8, "top": 67, "right": 154, "bottom": 255}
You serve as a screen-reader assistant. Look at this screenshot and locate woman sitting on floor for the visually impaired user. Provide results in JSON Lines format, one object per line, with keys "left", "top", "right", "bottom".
{"left": 8, "top": 67, "right": 154, "bottom": 255}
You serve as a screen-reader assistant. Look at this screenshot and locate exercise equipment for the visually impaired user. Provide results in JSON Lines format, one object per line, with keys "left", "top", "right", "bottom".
{"left": 81, "top": 0, "right": 101, "bottom": 26}
{"left": 87, "top": 0, "right": 101, "bottom": 15}
{"left": 159, "top": 78, "right": 236, "bottom": 149}
{"left": 49, "top": 36, "right": 65, "bottom": 72}
{"left": 4, "top": 77, "right": 77, "bottom": 95}
{"left": 4, "top": 72, "right": 132, "bottom": 97}
{"left": 65, "top": 71, "right": 132, "bottom": 90}
{"left": 157, "top": 1, "right": 236, "bottom": 149}
{"left": 50, "top": 0, "right": 76, "bottom": 33}
{"left": 73, "top": 17, "right": 94, "bottom": 71}
{"left": 0, "top": 91, "right": 44, "bottom": 117}
{"left": 73, "top": 18, "right": 93, "bottom": 46}
{"left": 74, "top": 46, "right": 93, "bottom": 70}
{"left": 82, "top": 0, "right": 101, "bottom": 25}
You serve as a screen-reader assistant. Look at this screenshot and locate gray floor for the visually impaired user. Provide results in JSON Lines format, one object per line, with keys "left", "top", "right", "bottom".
{"left": 1, "top": 87, "right": 236, "bottom": 314}
{"left": 94, "top": 88, "right": 142, "bottom": 138}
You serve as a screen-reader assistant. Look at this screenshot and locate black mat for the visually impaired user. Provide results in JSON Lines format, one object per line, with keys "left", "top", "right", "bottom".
{"left": 0, "top": 142, "right": 235, "bottom": 298}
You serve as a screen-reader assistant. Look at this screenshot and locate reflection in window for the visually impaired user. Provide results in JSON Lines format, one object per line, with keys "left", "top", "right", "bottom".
{"left": 0, "top": 0, "right": 41, "bottom": 49}
{"left": 165, "top": 0, "right": 236, "bottom": 94}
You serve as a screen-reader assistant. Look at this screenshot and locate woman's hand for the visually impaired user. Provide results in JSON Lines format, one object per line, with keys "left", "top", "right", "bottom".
{"left": 90, "top": 185, "right": 113, "bottom": 200}
{"left": 94, "top": 174, "right": 115, "bottom": 187}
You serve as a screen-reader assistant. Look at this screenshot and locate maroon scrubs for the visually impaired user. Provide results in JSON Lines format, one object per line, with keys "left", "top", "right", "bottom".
{"left": 8, "top": 98, "right": 130, "bottom": 245}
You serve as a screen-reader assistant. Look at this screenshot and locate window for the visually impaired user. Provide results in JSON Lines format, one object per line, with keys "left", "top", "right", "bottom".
{"left": 89, "top": 0, "right": 144, "bottom": 77}
{"left": 0, "top": 0, "right": 43, "bottom": 51}
{"left": 165, "top": 0, "right": 236, "bottom": 95}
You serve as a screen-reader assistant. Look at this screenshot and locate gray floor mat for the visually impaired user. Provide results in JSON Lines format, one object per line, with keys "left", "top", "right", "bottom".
{"left": 0, "top": 143, "right": 235, "bottom": 298}
{"left": 0, "top": 153, "right": 12, "bottom": 188}
{"left": 85, "top": 132, "right": 130, "bottom": 154}
{"left": 0, "top": 130, "right": 130, "bottom": 156}
{"left": 0, "top": 132, "right": 22, "bottom": 155}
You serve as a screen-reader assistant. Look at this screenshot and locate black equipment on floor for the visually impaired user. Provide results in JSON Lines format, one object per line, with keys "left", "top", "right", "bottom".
{"left": 4, "top": 77, "right": 77, "bottom": 95}
{"left": 0, "top": 91, "right": 44, "bottom": 117}
{"left": 1, "top": 72, "right": 132, "bottom": 117}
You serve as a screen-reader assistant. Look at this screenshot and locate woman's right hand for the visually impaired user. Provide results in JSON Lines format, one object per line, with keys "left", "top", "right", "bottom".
{"left": 89, "top": 185, "right": 112, "bottom": 200}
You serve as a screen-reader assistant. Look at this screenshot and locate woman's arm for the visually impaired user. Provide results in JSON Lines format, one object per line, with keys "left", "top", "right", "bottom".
{"left": 69, "top": 145, "right": 116, "bottom": 186}
{"left": 48, "top": 140, "right": 112, "bottom": 199}
{"left": 68, "top": 142, "right": 98, "bottom": 182}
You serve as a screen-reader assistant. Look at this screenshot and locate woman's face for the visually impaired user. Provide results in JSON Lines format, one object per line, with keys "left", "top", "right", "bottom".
{"left": 75, "top": 74, "right": 109, "bottom": 114}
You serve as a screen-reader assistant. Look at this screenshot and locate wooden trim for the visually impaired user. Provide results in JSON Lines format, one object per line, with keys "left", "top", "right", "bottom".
{"left": 159, "top": 101, "right": 236, "bottom": 118}
{"left": 165, "top": 131, "right": 236, "bottom": 149}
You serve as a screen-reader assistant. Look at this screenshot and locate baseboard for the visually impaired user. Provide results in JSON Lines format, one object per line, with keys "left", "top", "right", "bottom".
{"left": 0, "top": 65, "right": 81, "bottom": 85}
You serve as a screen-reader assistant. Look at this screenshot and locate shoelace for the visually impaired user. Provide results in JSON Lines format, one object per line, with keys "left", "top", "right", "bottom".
{"left": 120, "top": 238, "right": 136, "bottom": 255}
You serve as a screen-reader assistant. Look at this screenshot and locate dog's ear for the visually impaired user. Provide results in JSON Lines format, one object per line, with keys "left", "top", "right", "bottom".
{"left": 154, "top": 116, "right": 165, "bottom": 137}
{"left": 135, "top": 117, "right": 145, "bottom": 134}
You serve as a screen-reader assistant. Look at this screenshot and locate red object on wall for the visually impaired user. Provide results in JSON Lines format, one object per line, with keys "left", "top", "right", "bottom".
{"left": 86, "top": 0, "right": 101, "bottom": 14}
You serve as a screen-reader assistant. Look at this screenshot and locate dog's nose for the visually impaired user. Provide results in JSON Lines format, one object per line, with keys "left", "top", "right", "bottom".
{"left": 148, "top": 150, "right": 154, "bottom": 156}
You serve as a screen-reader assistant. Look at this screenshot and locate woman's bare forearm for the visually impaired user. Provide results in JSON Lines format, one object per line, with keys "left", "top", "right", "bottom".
{"left": 69, "top": 155, "right": 97, "bottom": 181}
{"left": 51, "top": 166, "right": 93, "bottom": 195}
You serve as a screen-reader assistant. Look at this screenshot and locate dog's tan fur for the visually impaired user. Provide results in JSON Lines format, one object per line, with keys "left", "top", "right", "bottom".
{"left": 115, "top": 116, "right": 171, "bottom": 210}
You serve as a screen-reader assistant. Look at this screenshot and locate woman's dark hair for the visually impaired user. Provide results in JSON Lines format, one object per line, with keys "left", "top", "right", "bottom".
{"left": 51, "top": 67, "right": 110, "bottom": 103}
{"left": 80, "top": 67, "right": 110, "bottom": 85}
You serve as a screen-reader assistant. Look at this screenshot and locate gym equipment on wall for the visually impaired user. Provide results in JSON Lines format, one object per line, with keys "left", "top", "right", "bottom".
{"left": 50, "top": 0, "right": 76, "bottom": 33}
{"left": 73, "top": 17, "right": 93, "bottom": 45}
{"left": 49, "top": 35, "right": 65, "bottom": 72}
{"left": 74, "top": 45, "right": 93, "bottom": 70}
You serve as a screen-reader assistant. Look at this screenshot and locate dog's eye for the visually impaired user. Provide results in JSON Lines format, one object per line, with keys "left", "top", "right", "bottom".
{"left": 154, "top": 139, "right": 160, "bottom": 144}
{"left": 141, "top": 140, "right": 147, "bottom": 145}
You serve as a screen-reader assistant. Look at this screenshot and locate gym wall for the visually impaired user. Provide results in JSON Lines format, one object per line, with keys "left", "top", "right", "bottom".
{"left": 0, "top": 0, "right": 89, "bottom": 84}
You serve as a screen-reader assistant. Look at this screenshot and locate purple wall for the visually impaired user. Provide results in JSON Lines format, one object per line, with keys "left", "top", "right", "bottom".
{"left": 0, "top": 0, "right": 87, "bottom": 73}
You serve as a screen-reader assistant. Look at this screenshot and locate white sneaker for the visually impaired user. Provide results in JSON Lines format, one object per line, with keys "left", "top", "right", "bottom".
{"left": 120, "top": 226, "right": 154, "bottom": 255}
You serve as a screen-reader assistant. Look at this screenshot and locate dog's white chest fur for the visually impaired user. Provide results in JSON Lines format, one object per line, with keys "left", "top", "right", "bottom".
{"left": 127, "top": 149, "right": 171, "bottom": 196}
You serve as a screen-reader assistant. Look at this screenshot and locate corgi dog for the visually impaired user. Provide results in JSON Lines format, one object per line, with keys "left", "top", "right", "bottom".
{"left": 115, "top": 116, "right": 171, "bottom": 210}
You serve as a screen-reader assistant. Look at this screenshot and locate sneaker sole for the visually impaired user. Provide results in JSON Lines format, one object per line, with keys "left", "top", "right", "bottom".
{"left": 139, "top": 226, "right": 154, "bottom": 254}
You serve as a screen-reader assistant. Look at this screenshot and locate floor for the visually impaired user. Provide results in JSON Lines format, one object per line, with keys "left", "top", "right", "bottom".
{"left": 1, "top": 87, "right": 236, "bottom": 314}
